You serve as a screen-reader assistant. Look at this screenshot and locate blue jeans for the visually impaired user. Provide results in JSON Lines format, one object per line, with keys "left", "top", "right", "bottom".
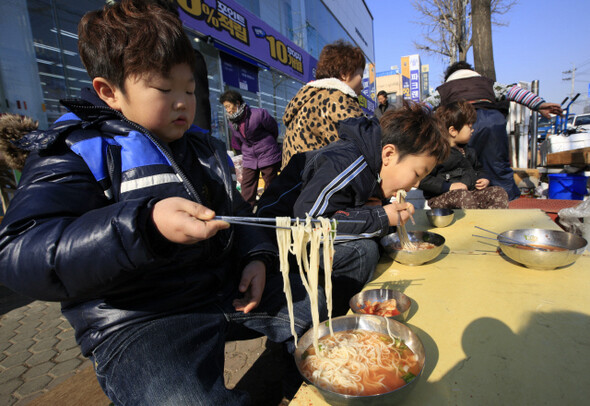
{"left": 330, "top": 238, "right": 379, "bottom": 315}
{"left": 89, "top": 272, "right": 325, "bottom": 406}
{"left": 285, "top": 238, "right": 379, "bottom": 317}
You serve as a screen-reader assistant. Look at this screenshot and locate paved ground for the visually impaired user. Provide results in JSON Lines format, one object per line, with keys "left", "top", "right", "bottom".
{"left": 0, "top": 286, "right": 90, "bottom": 406}
{"left": 0, "top": 286, "right": 289, "bottom": 406}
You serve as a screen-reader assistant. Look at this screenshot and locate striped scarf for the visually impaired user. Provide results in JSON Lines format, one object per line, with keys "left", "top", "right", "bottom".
{"left": 228, "top": 103, "right": 247, "bottom": 131}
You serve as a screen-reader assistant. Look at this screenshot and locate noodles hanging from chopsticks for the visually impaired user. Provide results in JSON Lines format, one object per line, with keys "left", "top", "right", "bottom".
{"left": 276, "top": 217, "right": 297, "bottom": 345}
{"left": 276, "top": 216, "right": 421, "bottom": 396}
{"left": 320, "top": 217, "right": 335, "bottom": 337}
{"left": 275, "top": 216, "right": 336, "bottom": 352}
{"left": 396, "top": 190, "right": 415, "bottom": 250}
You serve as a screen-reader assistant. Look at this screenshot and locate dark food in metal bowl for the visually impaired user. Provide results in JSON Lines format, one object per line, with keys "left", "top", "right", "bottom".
{"left": 498, "top": 228, "right": 587, "bottom": 270}
{"left": 294, "top": 314, "right": 425, "bottom": 405}
{"left": 426, "top": 208, "right": 454, "bottom": 228}
{"left": 349, "top": 289, "right": 411, "bottom": 322}
{"left": 380, "top": 231, "right": 445, "bottom": 265}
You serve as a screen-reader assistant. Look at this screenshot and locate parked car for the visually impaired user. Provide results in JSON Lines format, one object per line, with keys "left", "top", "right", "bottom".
{"left": 529, "top": 115, "right": 555, "bottom": 141}
{"left": 569, "top": 113, "right": 590, "bottom": 132}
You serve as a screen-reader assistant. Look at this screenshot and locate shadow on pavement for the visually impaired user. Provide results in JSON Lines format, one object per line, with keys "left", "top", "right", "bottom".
{"left": 234, "top": 340, "right": 289, "bottom": 406}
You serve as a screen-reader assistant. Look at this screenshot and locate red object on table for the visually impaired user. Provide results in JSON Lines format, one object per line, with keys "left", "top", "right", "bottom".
{"left": 508, "top": 198, "right": 581, "bottom": 224}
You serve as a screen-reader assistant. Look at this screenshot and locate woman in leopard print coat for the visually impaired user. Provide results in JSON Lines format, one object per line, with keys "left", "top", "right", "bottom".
{"left": 281, "top": 40, "right": 366, "bottom": 168}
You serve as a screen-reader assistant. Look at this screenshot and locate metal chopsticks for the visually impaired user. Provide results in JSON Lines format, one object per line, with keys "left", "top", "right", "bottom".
{"left": 213, "top": 216, "right": 364, "bottom": 230}
{"left": 214, "top": 216, "right": 364, "bottom": 224}
{"left": 473, "top": 226, "right": 550, "bottom": 251}
{"left": 472, "top": 234, "right": 528, "bottom": 247}
{"left": 215, "top": 219, "right": 290, "bottom": 230}
{"left": 212, "top": 216, "right": 378, "bottom": 240}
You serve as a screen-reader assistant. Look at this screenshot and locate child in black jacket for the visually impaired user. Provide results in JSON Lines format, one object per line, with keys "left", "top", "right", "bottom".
{"left": 419, "top": 101, "right": 509, "bottom": 209}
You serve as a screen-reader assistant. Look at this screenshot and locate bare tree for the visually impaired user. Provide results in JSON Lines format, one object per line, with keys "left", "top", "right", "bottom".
{"left": 412, "top": 0, "right": 516, "bottom": 67}
{"left": 472, "top": 0, "right": 496, "bottom": 80}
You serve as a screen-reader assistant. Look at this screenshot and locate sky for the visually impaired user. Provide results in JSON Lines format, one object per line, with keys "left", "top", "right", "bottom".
{"left": 365, "top": 0, "right": 590, "bottom": 115}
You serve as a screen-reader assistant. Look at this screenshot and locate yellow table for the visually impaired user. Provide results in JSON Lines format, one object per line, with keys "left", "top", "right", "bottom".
{"left": 291, "top": 209, "right": 590, "bottom": 405}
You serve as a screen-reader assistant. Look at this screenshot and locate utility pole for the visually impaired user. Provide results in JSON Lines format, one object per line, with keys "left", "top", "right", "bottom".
{"left": 562, "top": 63, "right": 576, "bottom": 98}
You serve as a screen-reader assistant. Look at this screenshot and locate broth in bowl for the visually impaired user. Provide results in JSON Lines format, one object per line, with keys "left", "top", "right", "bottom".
{"left": 294, "top": 315, "right": 426, "bottom": 404}
{"left": 299, "top": 329, "right": 420, "bottom": 396}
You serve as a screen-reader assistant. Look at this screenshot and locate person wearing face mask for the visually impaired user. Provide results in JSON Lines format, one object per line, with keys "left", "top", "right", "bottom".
{"left": 281, "top": 40, "right": 366, "bottom": 168}
{"left": 220, "top": 90, "right": 282, "bottom": 207}
{"left": 424, "top": 61, "right": 563, "bottom": 201}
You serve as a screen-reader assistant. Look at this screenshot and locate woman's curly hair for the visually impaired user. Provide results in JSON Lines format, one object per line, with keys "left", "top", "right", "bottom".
{"left": 315, "top": 40, "right": 365, "bottom": 80}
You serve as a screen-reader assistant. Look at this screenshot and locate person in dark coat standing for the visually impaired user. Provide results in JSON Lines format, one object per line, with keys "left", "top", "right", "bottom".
{"left": 220, "top": 90, "right": 282, "bottom": 207}
{"left": 374, "top": 90, "right": 395, "bottom": 120}
{"left": 424, "top": 61, "right": 562, "bottom": 200}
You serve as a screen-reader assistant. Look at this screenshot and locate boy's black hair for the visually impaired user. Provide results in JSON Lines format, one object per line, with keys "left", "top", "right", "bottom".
{"left": 380, "top": 101, "right": 450, "bottom": 164}
{"left": 377, "top": 90, "right": 388, "bottom": 98}
{"left": 78, "top": 0, "right": 196, "bottom": 92}
{"left": 219, "top": 90, "right": 244, "bottom": 106}
{"left": 443, "top": 61, "right": 474, "bottom": 81}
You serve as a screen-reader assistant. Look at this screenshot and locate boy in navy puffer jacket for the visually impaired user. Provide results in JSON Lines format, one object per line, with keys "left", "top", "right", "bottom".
{"left": 0, "top": 1, "right": 320, "bottom": 404}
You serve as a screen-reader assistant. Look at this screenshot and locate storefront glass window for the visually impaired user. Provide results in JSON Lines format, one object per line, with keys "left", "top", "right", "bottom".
{"left": 232, "top": 0, "right": 260, "bottom": 17}
{"left": 19, "top": 0, "right": 367, "bottom": 149}
{"left": 233, "top": 0, "right": 303, "bottom": 47}
{"left": 304, "top": 0, "right": 354, "bottom": 59}
{"left": 194, "top": 39, "right": 227, "bottom": 144}
{"left": 27, "top": 0, "right": 103, "bottom": 124}
{"left": 258, "top": 70, "right": 302, "bottom": 141}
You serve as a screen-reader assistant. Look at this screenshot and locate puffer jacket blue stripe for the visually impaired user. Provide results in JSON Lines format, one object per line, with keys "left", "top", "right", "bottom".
{"left": 0, "top": 89, "right": 276, "bottom": 356}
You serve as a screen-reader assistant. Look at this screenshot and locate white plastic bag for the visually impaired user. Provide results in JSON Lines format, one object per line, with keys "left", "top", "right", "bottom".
{"left": 231, "top": 154, "right": 243, "bottom": 185}
{"left": 558, "top": 199, "right": 590, "bottom": 249}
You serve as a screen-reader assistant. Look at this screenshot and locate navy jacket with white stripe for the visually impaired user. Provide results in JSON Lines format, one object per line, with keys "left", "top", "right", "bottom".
{"left": 0, "top": 89, "right": 276, "bottom": 356}
{"left": 256, "top": 116, "right": 390, "bottom": 238}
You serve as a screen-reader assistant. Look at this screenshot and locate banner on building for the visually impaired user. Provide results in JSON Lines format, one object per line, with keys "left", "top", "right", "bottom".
{"left": 421, "top": 64, "right": 430, "bottom": 98}
{"left": 401, "top": 55, "right": 421, "bottom": 102}
{"left": 376, "top": 68, "right": 400, "bottom": 77}
{"left": 359, "top": 63, "right": 376, "bottom": 115}
{"left": 177, "top": 0, "right": 317, "bottom": 83}
{"left": 408, "top": 54, "right": 421, "bottom": 102}
{"left": 401, "top": 56, "right": 410, "bottom": 100}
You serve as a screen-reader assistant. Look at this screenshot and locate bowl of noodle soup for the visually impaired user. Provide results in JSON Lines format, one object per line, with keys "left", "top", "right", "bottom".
{"left": 294, "top": 314, "right": 425, "bottom": 405}
{"left": 380, "top": 231, "right": 445, "bottom": 266}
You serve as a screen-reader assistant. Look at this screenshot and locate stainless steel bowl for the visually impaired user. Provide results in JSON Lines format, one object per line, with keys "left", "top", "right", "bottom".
{"left": 425, "top": 208, "right": 454, "bottom": 228}
{"left": 294, "top": 314, "right": 425, "bottom": 405}
{"left": 349, "top": 289, "right": 411, "bottom": 322}
{"left": 380, "top": 231, "right": 445, "bottom": 265}
{"left": 498, "top": 228, "right": 587, "bottom": 270}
